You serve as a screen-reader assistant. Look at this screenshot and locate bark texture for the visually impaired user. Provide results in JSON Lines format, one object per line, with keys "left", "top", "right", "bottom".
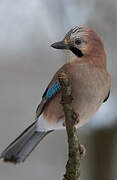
{"left": 58, "top": 72, "right": 82, "bottom": 180}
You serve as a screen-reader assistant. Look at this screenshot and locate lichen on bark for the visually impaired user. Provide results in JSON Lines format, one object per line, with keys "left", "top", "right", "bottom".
{"left": 58, "top": 72, "right": 82, "bottom": 180}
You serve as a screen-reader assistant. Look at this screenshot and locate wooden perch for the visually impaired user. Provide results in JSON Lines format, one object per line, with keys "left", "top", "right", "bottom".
{"left": 58, "top": 72, "right": 83, "bottom": 180}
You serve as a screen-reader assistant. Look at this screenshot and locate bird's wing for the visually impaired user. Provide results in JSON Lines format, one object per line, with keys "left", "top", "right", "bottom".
{"left": 35, "top": 62, "right": 71, "bottom": 119}
{"left": 35, "top": 62, "right": 76, "bottom": 121}
{"left": 35, "top": 63, "right": 71, "bottom": 119}
{"left": 36, "top": 80, "right": 61, "bottom": 118}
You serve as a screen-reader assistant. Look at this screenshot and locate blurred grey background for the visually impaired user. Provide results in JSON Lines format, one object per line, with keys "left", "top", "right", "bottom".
{"left": 0, "top": 0, "right": 117, "bottom": 179}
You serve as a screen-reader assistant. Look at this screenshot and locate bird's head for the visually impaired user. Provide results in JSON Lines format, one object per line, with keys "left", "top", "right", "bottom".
{"left": 51, "top": 26, "right": 106, "bottom": 64}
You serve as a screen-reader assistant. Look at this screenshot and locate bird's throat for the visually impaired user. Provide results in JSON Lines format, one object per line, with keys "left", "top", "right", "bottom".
{"left": 66, "top": 50, "right": 82, "bottom": 63}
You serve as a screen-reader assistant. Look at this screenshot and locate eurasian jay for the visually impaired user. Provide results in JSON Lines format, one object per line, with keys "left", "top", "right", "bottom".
{"left": 0, "top": 26, "right": 111, "bottom": 164}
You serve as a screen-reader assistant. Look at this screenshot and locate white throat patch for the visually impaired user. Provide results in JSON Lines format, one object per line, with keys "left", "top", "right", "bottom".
{"left": 65, "top": 50, "right": 78, "bottom": 63}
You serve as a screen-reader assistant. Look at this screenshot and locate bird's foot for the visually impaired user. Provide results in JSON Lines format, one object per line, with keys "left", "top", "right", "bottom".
{"left": 79, "top": 144, "right": 86, "bottom": 158}
{"left": 72, "top": 112, "right": 80, "bottom": 125}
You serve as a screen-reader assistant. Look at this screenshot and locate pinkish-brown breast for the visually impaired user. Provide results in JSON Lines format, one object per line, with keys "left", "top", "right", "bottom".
{"left": 43, "top": 61, "right": 111, "bottom": 128}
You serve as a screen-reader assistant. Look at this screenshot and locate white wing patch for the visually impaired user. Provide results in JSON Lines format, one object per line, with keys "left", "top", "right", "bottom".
{"left": 36, "top": 115, "right": 64, "bottom": 132}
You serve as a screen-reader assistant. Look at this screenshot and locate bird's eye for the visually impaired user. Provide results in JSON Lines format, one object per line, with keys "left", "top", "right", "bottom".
{"left": 75, "top": 39, "right": 82, "bottom": 45}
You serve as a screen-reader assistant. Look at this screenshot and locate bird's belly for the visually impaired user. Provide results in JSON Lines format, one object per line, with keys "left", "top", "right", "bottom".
{"left": 73, "top": 88, "right": 103, "bottom": 128}
{"left": 37, "top": 86, "right": 106, "bottom": 132}
{"left": 72, "top": 82, "right": 108, "bottom": 128}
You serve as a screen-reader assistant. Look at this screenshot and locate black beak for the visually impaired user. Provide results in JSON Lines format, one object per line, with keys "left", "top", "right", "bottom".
{"left": 51, "top": 41, "right": 69, "bottom": 50}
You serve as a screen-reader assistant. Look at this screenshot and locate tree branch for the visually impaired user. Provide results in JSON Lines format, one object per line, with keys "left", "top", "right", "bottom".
{"left": 58, "top": 72, "right": 82, "bottom": 180}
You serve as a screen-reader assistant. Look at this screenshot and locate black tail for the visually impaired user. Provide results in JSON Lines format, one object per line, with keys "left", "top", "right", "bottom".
{"left": 0, "top": 122, "right": 52, "bottom": 164}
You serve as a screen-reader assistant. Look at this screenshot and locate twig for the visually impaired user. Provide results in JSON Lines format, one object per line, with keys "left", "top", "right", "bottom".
{"left": 58, "top": 72, "right": 82, "bottom": 180}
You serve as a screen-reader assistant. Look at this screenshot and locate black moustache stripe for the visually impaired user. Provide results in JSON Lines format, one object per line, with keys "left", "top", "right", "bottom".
{"left": 70, "top": 46, "right": 83, "bottom": 58}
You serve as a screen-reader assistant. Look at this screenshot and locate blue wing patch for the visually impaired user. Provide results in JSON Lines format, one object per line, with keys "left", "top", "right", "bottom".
{"left": 45, "top": 81, "right": 60, "bottom": 99}
{"left": 36, "top": 81, "right": 60, "bottom": 117}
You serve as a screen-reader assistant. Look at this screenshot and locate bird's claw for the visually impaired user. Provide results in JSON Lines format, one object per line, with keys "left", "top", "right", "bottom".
{"left": 72, "top": 112, "right": 80, "bottom": 125}
{"left": 79, "top": 144, "right": 86, "bottom": 158}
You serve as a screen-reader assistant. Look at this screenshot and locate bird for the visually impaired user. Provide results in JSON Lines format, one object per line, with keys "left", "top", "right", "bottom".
{"left": 0, "top": 26, "right": 111, "bottom": 164}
